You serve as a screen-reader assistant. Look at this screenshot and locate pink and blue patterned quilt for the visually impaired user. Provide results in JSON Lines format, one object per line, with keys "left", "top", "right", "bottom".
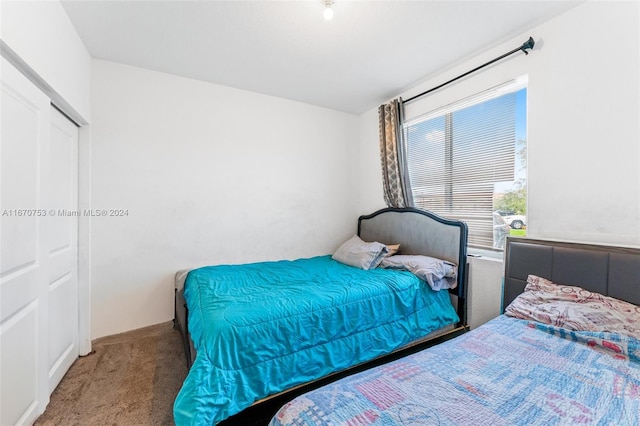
{"left": 270, "top": 315, "right": 640, "bottom": 426}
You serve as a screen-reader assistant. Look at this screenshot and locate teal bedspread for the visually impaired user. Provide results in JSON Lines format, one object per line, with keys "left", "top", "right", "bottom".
{"left": 173, "top": 255, "right": 459, "bottom": 425}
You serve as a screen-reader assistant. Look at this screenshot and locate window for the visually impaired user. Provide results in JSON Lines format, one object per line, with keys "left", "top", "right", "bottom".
{"left": 404, "top": 79, "right": 527, "bottom": 250}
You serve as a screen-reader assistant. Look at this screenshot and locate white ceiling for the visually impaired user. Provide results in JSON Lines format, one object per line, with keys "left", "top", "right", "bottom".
{"left": 61, "top": 0, "right": 581, "bottom": 114}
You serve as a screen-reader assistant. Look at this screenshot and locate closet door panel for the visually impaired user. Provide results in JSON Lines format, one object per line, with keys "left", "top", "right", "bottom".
{"left": 1, "top": 57, "right": 51, "bottom": 425}
{"left": 47, "top": 107, "right": 79, "bottom": 392}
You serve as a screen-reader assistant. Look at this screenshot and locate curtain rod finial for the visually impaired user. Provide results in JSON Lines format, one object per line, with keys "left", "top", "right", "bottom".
{"left": 521, "top": 37, "right": 535, "bottom": 55}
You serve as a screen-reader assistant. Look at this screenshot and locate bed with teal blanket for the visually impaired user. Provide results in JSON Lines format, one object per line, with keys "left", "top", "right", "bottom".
{"left": 174, "top": 256, "right": 459, "bottom": 424}
{"left": 173, "top": 208, "right": 469, "bottom": 425}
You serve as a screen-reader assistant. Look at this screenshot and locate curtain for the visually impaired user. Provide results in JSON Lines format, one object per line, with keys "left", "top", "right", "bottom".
{"left": 378, "top": 99, "right": 414, "bottom": 208}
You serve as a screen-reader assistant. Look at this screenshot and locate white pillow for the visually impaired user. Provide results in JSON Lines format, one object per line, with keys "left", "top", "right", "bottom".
{"left": 332, "top": 235, "right": 389, "bottom": 270}
{"left": 380, "top": 255, "right": 458, "bottom": 291}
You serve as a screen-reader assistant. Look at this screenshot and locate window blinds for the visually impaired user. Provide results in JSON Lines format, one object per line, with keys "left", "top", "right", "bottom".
{"left": 404, "top": 86, "right": 524, "bottom": 249}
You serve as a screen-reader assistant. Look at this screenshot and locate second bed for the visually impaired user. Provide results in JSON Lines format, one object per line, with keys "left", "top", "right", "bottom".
{"left": 270, "top": 237, "right": 640, "bottom": 426}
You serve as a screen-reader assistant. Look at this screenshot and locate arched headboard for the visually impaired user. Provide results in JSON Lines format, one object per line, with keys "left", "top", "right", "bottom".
{"left": 358, "top": 207, "right": 469, "bottom": 305}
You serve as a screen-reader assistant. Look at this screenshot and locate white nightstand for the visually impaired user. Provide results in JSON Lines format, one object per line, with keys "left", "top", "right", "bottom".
{"left": 466, "top": 255, "right": 504, "bottom": 330}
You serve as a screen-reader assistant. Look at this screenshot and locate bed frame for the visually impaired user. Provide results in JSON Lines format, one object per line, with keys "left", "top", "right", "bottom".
{"left": 504, "top": 237, "right": 640, "bottom": 308}
{"left": 175, "top": 207, "right": 468, "bottom": 368}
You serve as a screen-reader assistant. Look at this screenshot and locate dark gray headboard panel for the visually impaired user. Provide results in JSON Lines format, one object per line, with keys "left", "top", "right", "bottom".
{"left": 504, "top": 237, "right": 640, "bottom": 309}
{"left": 358, "top": 207, "right": 468, "bottom": 297}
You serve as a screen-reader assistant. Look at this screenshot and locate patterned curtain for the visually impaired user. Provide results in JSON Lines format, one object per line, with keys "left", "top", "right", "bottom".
{"left": 378, "top": 99, "right": 414, "bottom": 208}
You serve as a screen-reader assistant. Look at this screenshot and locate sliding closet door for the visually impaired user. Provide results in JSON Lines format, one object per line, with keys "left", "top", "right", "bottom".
{"left": 47, "top": 108, "right": 79, "bottom": 393}
{"left": 0, "top": 58, "right": 52, "bottom": 425}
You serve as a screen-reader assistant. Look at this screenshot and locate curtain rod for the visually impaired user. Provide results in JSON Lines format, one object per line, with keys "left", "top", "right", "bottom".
{"left": 402, "top": 37, "right": 535, "bottom": 105}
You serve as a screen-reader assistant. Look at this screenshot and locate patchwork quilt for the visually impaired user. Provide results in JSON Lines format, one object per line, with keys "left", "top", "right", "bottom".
{"left": 270, "top": 315, "right": 640, "bottom": 426}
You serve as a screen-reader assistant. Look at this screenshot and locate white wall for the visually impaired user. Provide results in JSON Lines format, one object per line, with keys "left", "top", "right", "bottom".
{"left": 0, "top": 0, "right": 91, "bottom": 121}
{"left": 91, "top": 60, "right": 359, "bottom": 338}
{"left": 358, "top": 1, "right": 640, "bottom": 248}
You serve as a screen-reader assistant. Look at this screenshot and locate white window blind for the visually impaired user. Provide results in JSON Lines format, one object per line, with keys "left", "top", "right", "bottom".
{"left": 404, "top": 81, "right": 527, "bottom": 250}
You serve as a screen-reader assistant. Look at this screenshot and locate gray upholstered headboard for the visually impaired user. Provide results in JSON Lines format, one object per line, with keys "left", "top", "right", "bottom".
{"left": 358, "top": 207, "right": 468, "bottom": 298}
{"left": 504, "top": 237, "right": 640, "bottom": 309}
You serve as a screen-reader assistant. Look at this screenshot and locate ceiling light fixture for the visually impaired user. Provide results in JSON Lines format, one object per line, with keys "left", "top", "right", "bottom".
{"left": 323, "top": 0, "right": 334, "bottom": 21}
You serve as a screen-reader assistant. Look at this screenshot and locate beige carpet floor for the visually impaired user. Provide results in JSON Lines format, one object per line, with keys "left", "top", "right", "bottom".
{"left": 35, "top": 321, "right": 187, "bottom": 426}
{"left": 34, "top": 321, "right": 462, "bottom": 425}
